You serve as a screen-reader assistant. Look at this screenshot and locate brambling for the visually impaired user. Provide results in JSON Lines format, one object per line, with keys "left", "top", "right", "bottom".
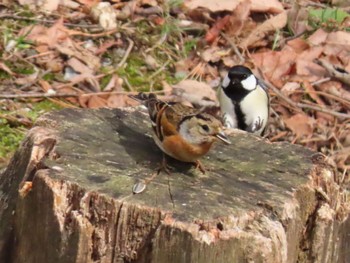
{"left": 131, "top": 92, "right": 231, "bottom": 174}
{"left": 218, "top": 65, "right": 269, "bottom": 135}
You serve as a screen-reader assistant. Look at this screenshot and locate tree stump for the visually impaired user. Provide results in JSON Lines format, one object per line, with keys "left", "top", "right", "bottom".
{"left": 0, "top": 108, "right": 349, "bottom": 263}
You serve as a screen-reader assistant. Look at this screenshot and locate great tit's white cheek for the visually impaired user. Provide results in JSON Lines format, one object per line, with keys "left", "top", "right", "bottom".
{"left": 222, "top": 75, "right": 231, "bottom": 88}
{"left": 241, "top": 75, "right": 257, "bottom": 91}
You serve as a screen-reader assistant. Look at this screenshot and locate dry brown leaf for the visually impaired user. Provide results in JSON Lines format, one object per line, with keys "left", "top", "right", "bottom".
{"left": 286, "top": 38, "right": 309, "bottom": 54}
{"left": 222, "top": 56, "right": 236, "bottom": 67}
{"left": 308, "top": 28, "right": 328, "bottom": 46}
{"left": 295, "top": 60, "right": 325, "bottom": 81}
{"left": 172, "top": 79, "right": 218, "bottom": 107}
{"left": 240, "top": 11, "right": 287, "bottom": 49}
{"left": 75, "top": 0, "right": 99, "bottom": 8}
{"left": 107, "top": 94, "right": 139, "bottom": 108}
{"left": 161, "top": 81, "right": 173, "bottom": 96}
{"left": 326, "top": 31, "right": 350, "bottom": 48}
{"left": 319, "top": 81, "right": 350, "bottom": 102}
{"left": 95, "top": 40, "right": 121, "bottom": 55}
{"left": 38, "top": 80, "right": 52, "bottom": 92}
{"left": 315, "top": 111, "right": 335, "bottom": 124}
{"left": 205, "top": 15, "right": 230, "bottom": 44}
{"left": 67, "top": 57, "right": 94, "bottom": 75}
{"left": 295, "top": 46, "right": 325, "bottom": 78}
{"left": 0, "top": 62, "right": 15, "bottom": 76}
{"left": 104, "top": 75, "right": 123, "bottom": 92}
{"left": 303, "top": 81, "right": 325, "bottom": 106}
{"left": 22, "top": 19, "right": 69, "bottom": 48}
{"left": 184, "top": 0, "right": 241, "bottom": 12}
{"left": 140, "top": 0, "right": 158, "bottom": 6}
{"left": 18, "top": 0, "right": 59, "bottom": 11}
{"left": 45, "top": 58, "right": 64, "bottom": 73}
{"left": 323, "top": 44, "right": 348, "bottom": 59}
{"left": 225, "top": 1, "right": 251, "bottom": 36}
{"left": 55, "top": 38, "right": 100, "bottom": 71}
{"left": 184, "top": 0, "right": 283, "bottom": 13}
{"left": 287, "top": 3, "right": 309, "bottom": 35}
{"left": 284, "top": 113, "right": 314, "bottom": 137}
{"left": 280, "top": 82, "right": 300, "bottom": 97}
{"left": 252, "top": 49, "right": 297, "bottom": 87}
{"left": 87, "top": 95, "right": 107, "bottom": 108}
{"left": 201, "top": 47, "right": 231, "bottom": 63}
{"left": 250, "top": 0, "right": 284, "bottom": 14}
{"left": 14, "top": 70, "right": 39, "bottom": 85}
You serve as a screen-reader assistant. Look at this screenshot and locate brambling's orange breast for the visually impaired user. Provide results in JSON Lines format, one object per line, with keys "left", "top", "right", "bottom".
{"left": 161, "top": 135, "right": 213, "bottom": 163}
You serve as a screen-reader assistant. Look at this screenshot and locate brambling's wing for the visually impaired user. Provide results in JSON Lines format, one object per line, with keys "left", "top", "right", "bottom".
{"left": 130, "top": 93, "right": 199, "bottom": 141}
{"left": 164, "top": 103, "right": 198, "bottom": 127}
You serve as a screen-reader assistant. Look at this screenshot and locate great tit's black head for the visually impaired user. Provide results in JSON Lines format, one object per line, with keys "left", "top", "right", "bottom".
{"left": 222, "top": 65, "right": 257, "bottom": 92}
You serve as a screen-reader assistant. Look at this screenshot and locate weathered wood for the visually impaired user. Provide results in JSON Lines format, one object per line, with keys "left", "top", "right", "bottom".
{"left": 0, "top": 107, "right": 349, "bottom": 263}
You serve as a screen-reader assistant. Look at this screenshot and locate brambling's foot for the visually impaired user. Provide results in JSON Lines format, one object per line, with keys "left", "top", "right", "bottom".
{"left": 157, "top": 155, "right": 172, "bottom": 175}
{"left": 194, "top": 160, "right": 206, "bottom": 174}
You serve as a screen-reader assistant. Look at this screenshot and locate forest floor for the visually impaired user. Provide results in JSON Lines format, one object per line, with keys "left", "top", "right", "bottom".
{"left": 0, "top": 0, "right": 349, "bottom": 184}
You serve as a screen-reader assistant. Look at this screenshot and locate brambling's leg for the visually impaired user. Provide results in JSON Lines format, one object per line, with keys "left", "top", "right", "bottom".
{"left": 157, "top": 154, "right": 172, "bottom": 175}
{"left": 194, "top": 160, "right": 206, "bottom": 174}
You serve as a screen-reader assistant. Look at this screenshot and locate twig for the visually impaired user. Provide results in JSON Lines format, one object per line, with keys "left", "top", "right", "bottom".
{"left": 117, "top": 38, "right": 134, "bottom": 69}
{"left": 122, "top": 77, "right": 134, "bottom": 91}
{"left": 315, "top": 59, "right": 350, "bottom": 86}
{"left": 294, "top": 90, "right": 350, "bottom": 107}
{"left": 0, "top": 93, "right": 79, "bottom": 99}
{"left": 25, "top": 51, "right": 55, "bottom": 60}
{"left": 0, "top": 14, "right": 102, "bottom": 29}
{"left": 262, "top": 77, "right": 350, "bottom": 119}
{"left": 0, "top": 90, "right": 165, "bottom": 99}
{"left": 147, "top": 60, "right": 171, "bottom": 80}
{"left": 145, "top": 33, "right": 168, "bottom": 53}
{"left": 311, "top": 77, "right": 331, "bottom": 86}
{"left": 284, "top": 30, "right": 306, "bottom": 44}
{"left": 221, "top": 33, "right": 245, "bottom": 64}
{"left": 66, "top": 28, "right": 118, "bottom": 38}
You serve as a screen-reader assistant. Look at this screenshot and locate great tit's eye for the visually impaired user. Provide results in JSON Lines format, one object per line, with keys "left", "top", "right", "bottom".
{"left": 201, "top": 124, "right": 209, "bottom": 132}
{"left": 242, "top": 74, "right": 247, "bottom": 78}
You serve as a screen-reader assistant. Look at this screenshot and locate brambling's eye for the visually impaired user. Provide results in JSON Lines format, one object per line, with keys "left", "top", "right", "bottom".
{"left": 201, "top": 124, "right": 210, "bottom": 132}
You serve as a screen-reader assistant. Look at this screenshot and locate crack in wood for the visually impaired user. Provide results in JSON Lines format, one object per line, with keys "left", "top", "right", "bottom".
{"left": 166, "top": 175, "right": 175, "bottom": 208}
{"left": 111, "top": 202, "right": 124, "bottom": 263}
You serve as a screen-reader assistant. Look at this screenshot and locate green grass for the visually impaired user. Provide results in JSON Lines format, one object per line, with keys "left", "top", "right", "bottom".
{"left": 0, "top": 122, "right": 25, "bottom": 160}
{"left": 308, "top": 7, "right": 350, "bottom": 31}
{"left": 0, "top": 100, "right": 61, "bottom": 164}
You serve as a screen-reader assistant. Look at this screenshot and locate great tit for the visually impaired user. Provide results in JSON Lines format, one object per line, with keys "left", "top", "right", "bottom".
{"left": 217, "top": 65, "right": 269, "bottom": 136}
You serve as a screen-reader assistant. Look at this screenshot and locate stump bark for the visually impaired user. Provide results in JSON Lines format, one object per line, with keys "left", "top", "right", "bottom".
{"left": 0, "top": 107, "right": 349, "bottom": 263}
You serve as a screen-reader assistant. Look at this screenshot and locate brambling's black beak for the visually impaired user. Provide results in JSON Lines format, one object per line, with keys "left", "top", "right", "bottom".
{"left": 216, "top": 131, "right": 231, "bottom": 145}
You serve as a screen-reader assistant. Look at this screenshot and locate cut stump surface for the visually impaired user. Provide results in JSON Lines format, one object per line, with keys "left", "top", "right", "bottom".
{"left": 0, "top": 108, "right": 348, "bottom": 263}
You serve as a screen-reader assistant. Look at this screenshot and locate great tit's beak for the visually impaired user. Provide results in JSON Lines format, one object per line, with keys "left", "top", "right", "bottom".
{"left": 215, "top": 131, "right": 231, "bottom": 145}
